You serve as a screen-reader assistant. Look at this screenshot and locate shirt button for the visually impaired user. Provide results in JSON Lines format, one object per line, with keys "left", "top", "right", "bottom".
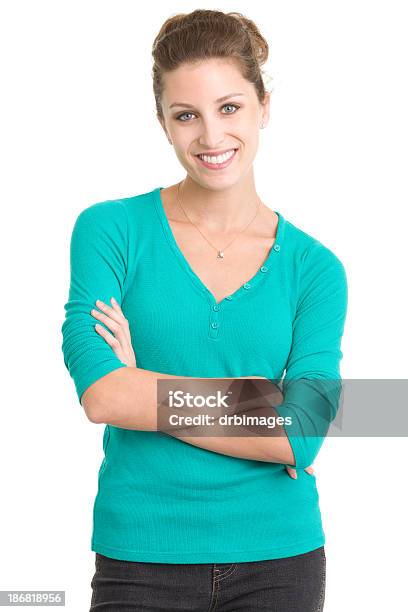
{"left": 225, "top": 295, "right": 233, "bottom": 300}
{"left": 273, "top": 244, "right": 281, "bottom": 252}
{"left": 211, "top": 322, "right": 219, "bottom": 329}
{"left": 243, "top": 283, "right": 251, "bottom": 289}
{"left": 212, "top": 304, "right": 220, "bottom": 311}
{"left": 260, "top": 266, "right": 268, "bottom": 273}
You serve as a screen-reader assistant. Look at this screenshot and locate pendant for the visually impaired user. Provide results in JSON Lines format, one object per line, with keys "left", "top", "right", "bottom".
{"left": 217, "top": 251, "right": 224, "bottom": 259}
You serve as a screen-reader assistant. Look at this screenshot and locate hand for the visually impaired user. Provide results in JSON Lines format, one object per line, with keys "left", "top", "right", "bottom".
{"left": 285, "top": 464, "right": 315, "bottom": 479}
{"left": 90, "top": 297, "right": 137, "bottom": 368}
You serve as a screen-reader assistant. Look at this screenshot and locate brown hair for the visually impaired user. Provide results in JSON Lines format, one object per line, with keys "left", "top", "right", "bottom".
{"left": 151, "top": 9, "right": 272, "bottom": 121}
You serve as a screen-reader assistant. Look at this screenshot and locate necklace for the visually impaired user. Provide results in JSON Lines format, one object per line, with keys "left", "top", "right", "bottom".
{"left": 175, "top": 179, "right": 262, "bottom": 259}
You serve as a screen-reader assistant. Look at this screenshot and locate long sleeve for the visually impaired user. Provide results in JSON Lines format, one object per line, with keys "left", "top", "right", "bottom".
{"left": 274, "top": 241, "right": 348, "bottom": 468}
{"left": 61, "top": 200, "right": 129, "bottom": 405}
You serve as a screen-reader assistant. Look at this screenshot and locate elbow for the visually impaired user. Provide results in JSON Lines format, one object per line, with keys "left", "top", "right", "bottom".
{"left": 78, "top": 367, "right": 130, "bottom": 424}
{"left": 80, "top": 386, "right": 105, "bottom": 423}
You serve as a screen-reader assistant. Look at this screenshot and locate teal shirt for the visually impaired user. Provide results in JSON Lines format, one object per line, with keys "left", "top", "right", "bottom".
{"left": 61, "top": 186, "right": 348, "bottom": 563}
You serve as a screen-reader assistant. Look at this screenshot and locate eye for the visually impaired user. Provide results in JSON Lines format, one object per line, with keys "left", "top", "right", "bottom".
{"left": 175, "top": 103, "right": 240, "bottom": 122}
{"left": 176, "top": 112, "right": 195, "bottom": 122}
{"left": 222, "top": 104, "right": 240, "bottom": 114}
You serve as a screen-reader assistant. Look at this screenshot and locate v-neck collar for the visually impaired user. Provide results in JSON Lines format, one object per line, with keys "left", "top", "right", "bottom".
{"left": 153, "top": 186, "right": 285, "bottom": 307}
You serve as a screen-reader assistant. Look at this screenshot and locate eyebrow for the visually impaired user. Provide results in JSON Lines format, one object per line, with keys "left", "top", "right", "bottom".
{"left": 169, "top": 92, "right": 245, "bottom": 109}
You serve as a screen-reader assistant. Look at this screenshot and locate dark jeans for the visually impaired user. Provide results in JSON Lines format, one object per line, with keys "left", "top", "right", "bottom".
{"left": 90, "top": 546, "right": 326, "bottom": 611}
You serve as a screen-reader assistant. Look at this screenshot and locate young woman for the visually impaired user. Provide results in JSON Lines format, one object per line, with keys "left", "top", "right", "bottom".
{"left": 61, "top": 9, "right": 347, "bottom": 611}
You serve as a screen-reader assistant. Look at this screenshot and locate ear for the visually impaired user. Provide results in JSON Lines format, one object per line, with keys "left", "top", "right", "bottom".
{"left": 260, "top": 91, "right": 271, "bottom": 128}
{"left": 260, "top": 91, "right": 271, "bottom": 127}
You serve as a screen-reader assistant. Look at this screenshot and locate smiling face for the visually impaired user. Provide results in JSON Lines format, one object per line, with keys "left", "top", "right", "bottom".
{"left": 158, "top": 58, "right": 270, "bottom": 189}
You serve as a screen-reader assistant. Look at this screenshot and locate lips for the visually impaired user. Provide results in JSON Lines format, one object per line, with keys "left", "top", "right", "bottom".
{"left": 195, "top": 148, "right": 237, "bottom": 157}
{"left": 195, "top": 148, "right": 238, "bottom": 170}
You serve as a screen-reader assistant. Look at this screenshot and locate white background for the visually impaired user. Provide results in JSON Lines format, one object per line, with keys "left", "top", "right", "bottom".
{"left": 1, "top": 1, "right": 407, "bottom": 610}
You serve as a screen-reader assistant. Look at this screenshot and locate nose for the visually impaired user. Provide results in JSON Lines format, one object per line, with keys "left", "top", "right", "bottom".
{"left": 197, "top": 118, "right": 226, "bottom": 150}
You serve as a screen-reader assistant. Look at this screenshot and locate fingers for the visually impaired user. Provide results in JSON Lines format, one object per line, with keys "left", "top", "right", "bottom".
{"left": 92, "top": 297, "right": 137, "bottom": 367}
{"left": 109, "top": 296, "right": 126, "bottom": 317}
{"left": 94, "top": 323, "right": 121, "bottom": 350}
{"left": 93, "top": 298, "right": 126, "bottom": 325}
{"left": 90, "top": 298, "right": 129, "bottom": 341}
{"left": 285, "top": 465, "right": 315, "bottom": 479}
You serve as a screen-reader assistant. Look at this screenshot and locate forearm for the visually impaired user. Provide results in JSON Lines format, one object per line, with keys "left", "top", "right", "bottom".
{"left": 92, "top": 366, "right": 294, "bottom": 464}
{"left": 168, "top": 430, "right": 295, "bottom": 464}
{"left": 89, "top": 366, "right": 179, "bottom": 431}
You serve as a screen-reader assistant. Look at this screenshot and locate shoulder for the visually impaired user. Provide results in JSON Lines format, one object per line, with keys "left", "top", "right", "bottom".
{"left": 70, "top": 199, "right": 130, "bottom": 254}
{"left": 73, "top": 187, "right": 158, "bottom": 235}
{"left": 77, "top": 187, "right": 158, "bottom": 222}
{"left": 74, "top": 198, "right": 127, "bottom": 230}
{"left": 283, "top": 215, "right": 346, "bottom": 280}
{"left": 280, "top": 215, "right": 348, "bottom": 315}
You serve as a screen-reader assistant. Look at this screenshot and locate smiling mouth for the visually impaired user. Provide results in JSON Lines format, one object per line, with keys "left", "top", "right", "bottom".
{"left": 195, "top": 148, "right": 238, "bottom": 169}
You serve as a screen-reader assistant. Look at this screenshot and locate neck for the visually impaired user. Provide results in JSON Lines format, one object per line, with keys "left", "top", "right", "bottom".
{"left": 178, "top": 172, "right": 261, "bottom": 233}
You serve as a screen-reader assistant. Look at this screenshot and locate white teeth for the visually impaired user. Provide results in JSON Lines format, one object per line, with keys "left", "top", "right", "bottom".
{"left": 198, "top": 149, "right": 235, "bottom": 164}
